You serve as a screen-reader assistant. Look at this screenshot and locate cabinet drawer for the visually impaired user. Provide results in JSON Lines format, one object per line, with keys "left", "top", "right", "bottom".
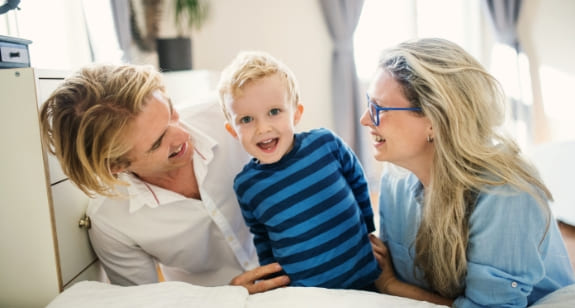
{"left": 51, "top": 180, "right": 96, "bottom": 286}
{"left": 46, "top": 153, "right": 67, "bottom": 184}
{"left": 64, "top": 260, "right": 105, "bottom": 289}
{"left": 36, "top": 74, "right": 69, "bottom": 184}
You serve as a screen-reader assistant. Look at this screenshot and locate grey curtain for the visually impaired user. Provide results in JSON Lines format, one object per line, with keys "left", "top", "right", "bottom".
{"left": 319, "top": 0, "right": 365, "bottom": 155}
{"left": 483, "top": 0, "right": 522, "bottom": 51}
{"left": 110, "top": 0, "right": 132, "bottom": 62}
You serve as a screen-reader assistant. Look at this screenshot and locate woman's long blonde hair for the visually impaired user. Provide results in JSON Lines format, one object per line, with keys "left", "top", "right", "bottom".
{"left": 379, "top": 38, "right": 553, "bottom": 298}
{"left": 39, "top": 64, "right": 165, "bottom": 197}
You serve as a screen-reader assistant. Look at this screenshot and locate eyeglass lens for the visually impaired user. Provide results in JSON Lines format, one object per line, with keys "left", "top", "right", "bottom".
{"left": 368, "top": 100, "right": 378, "bottom": 126}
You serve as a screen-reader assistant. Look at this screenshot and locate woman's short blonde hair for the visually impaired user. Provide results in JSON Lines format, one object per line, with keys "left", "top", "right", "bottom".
{"left": 39, "top": 64, "right": 166, "bottom": 197}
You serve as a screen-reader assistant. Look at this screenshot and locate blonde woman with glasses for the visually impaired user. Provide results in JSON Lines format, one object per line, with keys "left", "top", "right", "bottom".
{"left": 362, "top": 38, "right": 575, "bottom": 307}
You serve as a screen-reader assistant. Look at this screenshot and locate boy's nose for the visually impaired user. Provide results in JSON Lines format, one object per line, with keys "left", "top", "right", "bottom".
{"left": 256, "top": 119, "right": 272, "bottom": 134}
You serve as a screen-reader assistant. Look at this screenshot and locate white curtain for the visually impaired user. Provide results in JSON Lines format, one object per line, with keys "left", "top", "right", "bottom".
{"left": 482, "top": 0, "right": 533, "bottom": 149}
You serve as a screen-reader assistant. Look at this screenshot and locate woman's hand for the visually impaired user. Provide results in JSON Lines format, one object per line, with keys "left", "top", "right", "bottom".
{"left": 230, "top": 262, "right": 290, "bottom": 294}
{"left": 370, "top": 234, "right": 454, "bottom": 306}
{"left": 369, "top": 234, "right": 398, "bottom": 293}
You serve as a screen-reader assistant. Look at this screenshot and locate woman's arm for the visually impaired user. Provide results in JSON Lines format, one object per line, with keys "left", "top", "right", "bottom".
{"left": 370, "top": 235, "right": 454, "bottom": 307}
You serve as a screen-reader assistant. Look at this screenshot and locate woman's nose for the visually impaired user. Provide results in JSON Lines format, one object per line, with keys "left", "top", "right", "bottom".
{"left": 360, "top": 109, "right": 372, "bottom": 127}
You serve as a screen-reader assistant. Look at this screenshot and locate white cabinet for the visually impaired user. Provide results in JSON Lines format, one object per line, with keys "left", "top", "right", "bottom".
{"left": 0, "top": 68, "right": 101, "bottom": 308}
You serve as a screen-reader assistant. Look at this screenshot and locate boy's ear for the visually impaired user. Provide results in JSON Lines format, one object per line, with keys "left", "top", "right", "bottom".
{"left": 225, "top": 122, "right": 238, "bottom": 138}
{"left": 294, "top": 103, "right": 304, "bottom": 125}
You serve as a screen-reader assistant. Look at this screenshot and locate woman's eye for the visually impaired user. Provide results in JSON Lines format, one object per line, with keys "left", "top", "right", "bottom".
{"left": 239, "top": 116, "right": 253, "bottom": 124}
{"left": 269, "top": 108, "right": 281, "bottom": 116}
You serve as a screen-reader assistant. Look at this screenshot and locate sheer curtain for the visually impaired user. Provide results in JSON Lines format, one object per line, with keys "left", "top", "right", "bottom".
{"left": 318, "top": 0, "right": 380, "bottom": 188}
{"left": 482, "top": 0, "right": 533, "bottom": 149}
{"left": 109, "top": 0, "right": 132, "bottom": 63}
{"left": 82, "top": 0, "right": 124, "bottom": 64}
{"left": 0, "top": 0, "right": 122, "bottom": 69}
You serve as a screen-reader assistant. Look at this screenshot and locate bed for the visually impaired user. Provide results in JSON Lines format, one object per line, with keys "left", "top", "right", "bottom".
{"left": 45, "top": 281, "right": 443, "bottom": 308}
{"left": 45, "top": 280, "right": 575, "bottom": 308}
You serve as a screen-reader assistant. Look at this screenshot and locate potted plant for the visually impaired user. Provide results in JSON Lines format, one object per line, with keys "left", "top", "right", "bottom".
{"left": 157, "top": 0, "right": 210, "bottom": 71}
{"left": 131, "top": 0, "right": 210, "bottom": 71}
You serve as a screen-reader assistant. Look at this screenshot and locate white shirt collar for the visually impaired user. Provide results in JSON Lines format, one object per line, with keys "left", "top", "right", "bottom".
{"left": 123, "top": 121, "right": 218, "bottom": 213}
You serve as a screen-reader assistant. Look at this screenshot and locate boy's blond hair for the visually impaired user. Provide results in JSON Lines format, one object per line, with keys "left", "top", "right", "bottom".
{"left": 218, "top": 51, "right": 300, "bottom": 120}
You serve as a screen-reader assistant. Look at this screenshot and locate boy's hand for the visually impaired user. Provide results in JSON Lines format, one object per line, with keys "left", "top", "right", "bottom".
{"left": 230, "top": 262, "right": 290, "bottom": 294}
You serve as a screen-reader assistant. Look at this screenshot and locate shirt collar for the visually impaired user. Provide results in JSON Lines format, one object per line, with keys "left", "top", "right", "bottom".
{"left": 406, "top": 172, "right": 425, "bottom": 203}
{"left": 123, "top": 122, "right": 218, "bottom": 213}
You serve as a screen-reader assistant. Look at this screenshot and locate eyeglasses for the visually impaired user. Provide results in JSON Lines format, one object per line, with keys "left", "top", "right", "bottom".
{"left": 366, "top": 94, "right": 422, "bottom": 126}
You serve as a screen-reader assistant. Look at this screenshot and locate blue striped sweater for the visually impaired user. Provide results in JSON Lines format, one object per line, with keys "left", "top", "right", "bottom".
{"left": 234, "top": 128, "right": 381, "bottom": 289}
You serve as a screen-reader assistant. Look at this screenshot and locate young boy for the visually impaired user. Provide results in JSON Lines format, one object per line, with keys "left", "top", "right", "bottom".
{"left": 217, "top": 51, "right": 381, "bottom": 290}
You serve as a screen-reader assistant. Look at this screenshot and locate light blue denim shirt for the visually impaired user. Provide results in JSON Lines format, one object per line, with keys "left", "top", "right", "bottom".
{"left": 378, "top": 170, "right": 575, "bottom": 307}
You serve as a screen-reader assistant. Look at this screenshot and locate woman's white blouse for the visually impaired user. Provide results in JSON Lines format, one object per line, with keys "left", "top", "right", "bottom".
{"left": 87, "top": 101, "right": 258, "bottom": 286}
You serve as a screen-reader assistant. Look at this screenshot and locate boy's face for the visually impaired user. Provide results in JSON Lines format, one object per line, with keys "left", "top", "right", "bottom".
{"left": 224, "top": 74, "right": 303, "bottom": 164}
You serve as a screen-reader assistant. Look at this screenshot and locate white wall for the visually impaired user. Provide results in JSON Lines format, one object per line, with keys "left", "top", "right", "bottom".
{"left": 190, "top": 0, "right": 333, "bottom": 132}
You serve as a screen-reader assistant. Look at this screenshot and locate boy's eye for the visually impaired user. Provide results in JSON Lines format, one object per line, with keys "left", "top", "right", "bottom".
{"left": 239, "top": 116, "right": 253, "bottom": 124}
{"left": 269, "top": 108, "right": 281, "bottom": 116}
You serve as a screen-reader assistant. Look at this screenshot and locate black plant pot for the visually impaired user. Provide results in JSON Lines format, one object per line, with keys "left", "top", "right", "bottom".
{"left": 156, "top": 37, "right": 193, "bottom": 72}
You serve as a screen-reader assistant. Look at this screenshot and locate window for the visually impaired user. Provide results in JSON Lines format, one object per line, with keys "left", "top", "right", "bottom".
{"left": 0, "top": 0, "right": 121, "bottom": 70}
{"left": 354, "top": 0, "right": 482, "bottom": 81}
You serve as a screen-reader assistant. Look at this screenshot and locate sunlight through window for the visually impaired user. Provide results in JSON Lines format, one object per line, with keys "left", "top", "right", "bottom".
{"left": 354, "top": 0, "right": 482, "bottom": 81}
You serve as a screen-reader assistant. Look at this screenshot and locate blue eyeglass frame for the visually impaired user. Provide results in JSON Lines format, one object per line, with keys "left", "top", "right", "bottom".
{"left": 366, "top": 94, "right": 422, "bottom": 126}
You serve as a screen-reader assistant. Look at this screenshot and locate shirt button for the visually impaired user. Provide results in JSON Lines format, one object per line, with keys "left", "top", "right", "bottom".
{"left": 243, "top": 261, "right": 249, "bottom": 267}
{"left": 227, "top": 236, "right": 234, "bottom": 242}
{"left": 511, "top": 281, "right": 518, "bottom": 288}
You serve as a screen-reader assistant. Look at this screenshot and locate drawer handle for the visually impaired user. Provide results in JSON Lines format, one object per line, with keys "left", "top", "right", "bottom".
{"left": 78, "top": 215, "right": 91, "bottom": 229}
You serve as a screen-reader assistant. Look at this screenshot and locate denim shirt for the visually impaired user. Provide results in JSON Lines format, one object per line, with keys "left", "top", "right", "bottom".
{"left": 378, "top": 170, "right": 575, "bottom": 307}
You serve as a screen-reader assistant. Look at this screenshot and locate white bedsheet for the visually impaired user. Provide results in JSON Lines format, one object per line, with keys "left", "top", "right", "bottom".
{"left": 46, "top": 281, "right": 446, "bottom": 308}
{"left": 46, "top": 280, "right": 575, "bottom": 308}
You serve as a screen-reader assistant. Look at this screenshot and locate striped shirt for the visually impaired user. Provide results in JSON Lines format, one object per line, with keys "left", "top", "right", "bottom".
{"left": 234, "top": 128, "right": 381, "bottom": 289}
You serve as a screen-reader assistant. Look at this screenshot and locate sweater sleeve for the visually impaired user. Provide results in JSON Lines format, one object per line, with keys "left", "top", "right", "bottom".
{"left": 331, "top": 131, "right": 375, "bottom": 232}
{"left": 234, "top": 175, "right": 277, "bottom": 266}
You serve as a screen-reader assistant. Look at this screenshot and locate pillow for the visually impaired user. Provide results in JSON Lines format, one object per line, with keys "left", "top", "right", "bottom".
{"left": 530, "top": 284, "right": 575, "bottom": 308}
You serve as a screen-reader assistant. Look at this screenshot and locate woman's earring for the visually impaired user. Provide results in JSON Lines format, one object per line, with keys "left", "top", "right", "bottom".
{"left": 427, "top": 135, "right": 434, "bottom": 143}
